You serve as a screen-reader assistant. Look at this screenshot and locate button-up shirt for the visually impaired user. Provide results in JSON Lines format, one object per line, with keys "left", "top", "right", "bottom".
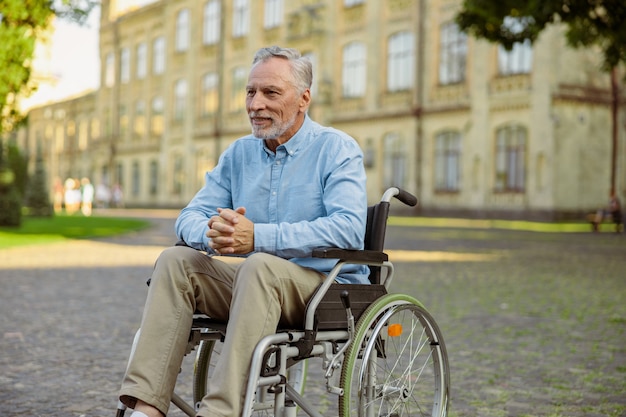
{"left": 175, "top": 116, "right": 369, "bottom": 284}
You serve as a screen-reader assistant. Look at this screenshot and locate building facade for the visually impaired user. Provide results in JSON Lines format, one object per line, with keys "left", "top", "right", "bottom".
{"left": 17, "top": 0, "right": 626, "bottom": 219}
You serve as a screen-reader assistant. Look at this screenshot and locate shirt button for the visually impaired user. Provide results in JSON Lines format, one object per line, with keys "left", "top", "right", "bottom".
{"left": 272, "top": 191, "right": 277, "bottom": 195}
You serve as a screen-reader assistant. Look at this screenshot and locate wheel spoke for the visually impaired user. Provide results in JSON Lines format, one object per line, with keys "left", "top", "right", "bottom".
{"left": 340, "top": 297, "right": 449, "bottom": 417}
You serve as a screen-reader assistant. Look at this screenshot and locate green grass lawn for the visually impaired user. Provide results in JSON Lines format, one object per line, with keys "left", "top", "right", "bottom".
{"left": 0, "top": 215, "right": 151, "bottom": 249}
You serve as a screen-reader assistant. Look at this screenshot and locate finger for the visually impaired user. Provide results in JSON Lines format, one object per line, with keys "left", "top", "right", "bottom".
{"left": 209, "top": 217, "right": 235, "bottom": 234}
{"left": 208, "top": 214, "right": 224, "bottom": 228}
{"left": 218, "top": 208, "right": 240, "bottom": 224}
{"left": 209, "top": 239, "right": 234, "bottom": 254}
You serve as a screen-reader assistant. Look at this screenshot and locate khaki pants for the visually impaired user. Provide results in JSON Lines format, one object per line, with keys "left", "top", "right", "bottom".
{"left": 119, "top": 246, "right": 325, "bottom": 417}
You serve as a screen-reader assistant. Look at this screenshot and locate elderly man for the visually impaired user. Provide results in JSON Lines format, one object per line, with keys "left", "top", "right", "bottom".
{"left": 119, "top": 46, "right": 368, "bottom": 417}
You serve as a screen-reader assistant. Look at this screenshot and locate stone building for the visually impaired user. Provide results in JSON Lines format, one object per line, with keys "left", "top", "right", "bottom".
{"left": 17, "top": 0, "right": 626, "bottom": 218}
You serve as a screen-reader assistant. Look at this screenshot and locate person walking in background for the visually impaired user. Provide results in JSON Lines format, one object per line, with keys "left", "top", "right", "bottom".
{"left": 608, "top": 191, "right": 622, "bottom": 233}
{"left": 593, "top": 191, "right": 623, "bottom": 233}
{"left": 95, "top": 182, "right": 111, "bottom": 208}
{"left": 112, "top": 183, "right": 124, "bottom": 208}
{"left": 81, "top": 177, "right": 95, "bottom": 216}
{"left": 64, "top": 178, "right": 81, "bottom": 215}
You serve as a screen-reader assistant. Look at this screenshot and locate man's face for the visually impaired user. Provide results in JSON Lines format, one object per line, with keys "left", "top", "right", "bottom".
{"left": 246, "top": 58, "right": 310, "bottom": 145}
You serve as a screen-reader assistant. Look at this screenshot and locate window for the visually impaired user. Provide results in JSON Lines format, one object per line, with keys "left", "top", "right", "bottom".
{"left": 387, "top": 31, "right": 414, "bottom": 92}
{"left": 383, "top": 133, "right": 406, "bottom": 190}
{"left": 131, "top": 161, "right": 140, "bottom": 196}
{"left": 342, "top": 42, "right": 366, "bottom": 98}
{"left": 200, "top": 72, "right": 219, "bottom": 116}
{"left": 116, "top": 163, "right": 124, "bottom": 188}
{"left": 175, "top": 9, "right": 190, "bottom": 52}
{"left": 498, "top": 41, "right": 532, "bottom": 75}
{"left": 495, "top": 125, "right": 526, "bottom": 192}
{"left": 498, "top": 16, "right": 532, "bottom": 75}
{"left": 119, "top": 104, "right": 128, "bottom": 138}
{"left": 104, "top": 107, "right": 111, "bottom": 137}
{"left": 151, "top": 96, "right": 164, "bottom": 135}
{"left": 153, "top": 36, "right": 165, "bottom": 74}
{"left": 434, "top": 131, "right": 461, "bottom": 192}
{"left": 149, "top": 160, "right": 159, "bottom": 196}
{"left": 233, "top": 0, "right": 249, "bottom": 37}
{"left": 173, "top": 79, "right": 188, "bottom": 121}
{"left": 134, "top": 100, "right": 146, "bottom": 137}
{"left": 78, "top": 120, "right": 89, "bottom": 150}
{"left": 91, "top": 118, "right": 100, "bottom": 139}
{"left": 104, "top": 52, "right": 115, "bottom": 87}
{"left": 136, "top": 42, "right": 147, "bottom": 79}
{"left": 230, "top": 67, "right": 247, "bottom": 112}
{"left": 264, "top": 0, "right": 283, "bottom": 29}
{"left": 439, "top": 22, "right": 467, "bottom": 84}
{"left": 203, "top": 0, "right": 221, "bottom": 45}
{"left": 173, "top": 154, "right": 184, "bottom": 195}
{"left": 120, "top": 48, "right": 130, "bottom": 83}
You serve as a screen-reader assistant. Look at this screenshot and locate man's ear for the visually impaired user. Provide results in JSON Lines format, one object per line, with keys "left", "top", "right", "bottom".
{"left": 299, "top": 89, "right": 311, "bottom": 113}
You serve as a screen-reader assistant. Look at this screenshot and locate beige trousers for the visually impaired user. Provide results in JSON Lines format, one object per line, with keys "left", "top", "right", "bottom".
{"left": 119, "top": 246, "right": 324, "bottom": 417}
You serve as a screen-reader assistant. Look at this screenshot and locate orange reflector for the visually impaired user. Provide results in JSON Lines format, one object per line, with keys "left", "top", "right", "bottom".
{"left": 388, "top": 323, "right": 403, "bottom": 337}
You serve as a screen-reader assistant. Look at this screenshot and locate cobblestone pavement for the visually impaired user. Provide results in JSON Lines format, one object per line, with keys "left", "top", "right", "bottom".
{"left": 1, "top": 211, "right": 625, "bottom": 417}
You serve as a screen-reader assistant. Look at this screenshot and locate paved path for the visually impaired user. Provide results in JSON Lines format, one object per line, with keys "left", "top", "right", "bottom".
{"left": 1, "top": 212, "right": 625, "bottom": 417}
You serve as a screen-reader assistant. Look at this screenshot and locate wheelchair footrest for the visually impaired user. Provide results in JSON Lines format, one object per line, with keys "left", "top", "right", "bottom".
{"left": 315, "top": 284, "right": 387, "bottom": 330}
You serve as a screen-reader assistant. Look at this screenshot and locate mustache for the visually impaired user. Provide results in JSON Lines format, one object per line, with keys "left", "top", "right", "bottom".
{"left": 249, "top": 112, "right": 272, "bottom": 119}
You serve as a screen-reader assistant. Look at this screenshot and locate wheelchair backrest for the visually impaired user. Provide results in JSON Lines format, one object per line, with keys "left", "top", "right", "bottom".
{"left": 364, "top": 201, "right": 391, "bottom": 284}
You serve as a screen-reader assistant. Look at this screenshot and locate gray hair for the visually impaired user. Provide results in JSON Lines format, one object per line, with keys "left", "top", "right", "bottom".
{"left": 252, "top": 46, "right": 313, "bottom": 94}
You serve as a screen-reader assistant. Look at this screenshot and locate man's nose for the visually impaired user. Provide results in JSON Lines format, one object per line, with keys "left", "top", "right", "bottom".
{"left": 247, "top": 93, "right": 266, "bottom": 111}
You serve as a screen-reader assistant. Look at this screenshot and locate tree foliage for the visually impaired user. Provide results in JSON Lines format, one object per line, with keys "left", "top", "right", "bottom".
{"left": 456, "top": 0, "right": 626, "bottom": 71}
{"left": 25, "top": 141, "right": 53, "bottom": 217}
{"left": 0, "top": 0, "right": 98, "bottom": 133}
{"left": 0, "top": 139, "right": 22, "bottom": 226}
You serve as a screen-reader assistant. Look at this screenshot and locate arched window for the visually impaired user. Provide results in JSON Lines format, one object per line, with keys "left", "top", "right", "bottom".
{"left": 383, "top": 132, "right": 406, "bottom": 190}
{"left": 152, "top": 37, "right": 165, "bottom": 74}
{"left": 439, "top": 22, "right": 467, "bottom": 84}
{"left": 495, "top": 125, "right": 526, "bottom": 192}
{"left": 203, "top": 0, "right": 221, "bottom": 45}
{"left": 387, "top": 31, "right": 414, "bottom": 92}
{"left": 175, "top": 9, "right": 190, "bottom": 51}
{"left": 200, "top": 72, "right": 219, "bottom": 116}
{"left": 131, "top": 161, "right": 141, "bottom": 196}
{"left": 434, "top": 130, "right": 461, "bottom": 191}
{"left": 173, "top": 79, "right": 188, "bottom": 121}
{"left": 342, "top": 42, "right": 366, "bottom": 97}
{"left": 264, "top": 0, "right": 283, "bottom": 29}
{"left": 233, "top": 0, "right": 249, "bottom": 37}
{"left": 497, "top": 17, "right": 533, "bottom": 75}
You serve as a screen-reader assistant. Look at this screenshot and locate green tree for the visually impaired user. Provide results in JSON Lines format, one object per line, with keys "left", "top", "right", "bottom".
{"left": 0, "top": 0, "right": 98, "bottom": 134}
{"left": 0, "top": 139, "right": 22, "bottom": 226}
{"left": 7, "top": 137, "right": 28, "bottom": 197}
{"left": 25, "top": 141, "right": 53, "bottom": 217}
{"left": 456, "top": 0, "right": 625, "bottom": 194}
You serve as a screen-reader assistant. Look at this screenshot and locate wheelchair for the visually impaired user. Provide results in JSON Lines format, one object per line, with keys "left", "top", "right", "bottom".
{"left": 116, "top": 187, "right": 450, "bottom": 417}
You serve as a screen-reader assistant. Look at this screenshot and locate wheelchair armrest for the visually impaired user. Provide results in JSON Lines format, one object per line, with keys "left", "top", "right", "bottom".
{"left": 312, "top": 247, "right": 388, "bottom": 264}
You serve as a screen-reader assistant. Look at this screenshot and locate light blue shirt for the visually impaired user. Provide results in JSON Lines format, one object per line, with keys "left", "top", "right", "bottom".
{"left": 175, "top": 116, "right": 369, "bottom": 284}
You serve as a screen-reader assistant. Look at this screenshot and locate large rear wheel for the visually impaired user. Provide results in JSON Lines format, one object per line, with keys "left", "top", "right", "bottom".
{"left": 339, "top": 294, "right": 449, "bottom": 417}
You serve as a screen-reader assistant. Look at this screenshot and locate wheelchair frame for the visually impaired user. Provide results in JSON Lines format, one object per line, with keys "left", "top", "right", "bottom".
{"left": 116, "top": 187, "right": 450, "bottom": 417}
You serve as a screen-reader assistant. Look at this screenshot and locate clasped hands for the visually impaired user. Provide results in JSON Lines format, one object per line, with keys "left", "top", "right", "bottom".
{"left": 207, "top": 207, "right": 254, "bottom": 255}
